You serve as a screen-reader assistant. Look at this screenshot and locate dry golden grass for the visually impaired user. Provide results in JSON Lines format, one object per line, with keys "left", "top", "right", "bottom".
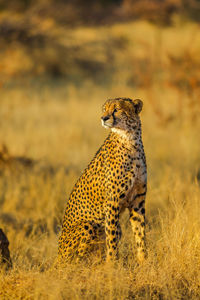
{"left": 0, "top": 20, "right": 200, "bottom": 299}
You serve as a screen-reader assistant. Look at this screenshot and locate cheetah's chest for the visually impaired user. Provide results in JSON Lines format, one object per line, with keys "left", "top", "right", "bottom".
{"left": 118, "top": 154, "right": 146, "bottom": 212}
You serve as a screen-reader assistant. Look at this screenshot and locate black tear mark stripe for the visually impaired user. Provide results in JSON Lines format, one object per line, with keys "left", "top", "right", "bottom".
{"left": 139, "top": 200, "right": 145, "bottom": 208}
{"left": 134, "top": 192, "right": 146, "bottom": 201}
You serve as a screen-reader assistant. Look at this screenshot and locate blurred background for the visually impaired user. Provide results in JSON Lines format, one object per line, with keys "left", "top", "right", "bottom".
{"left": 1, "top": 1, "right": 200, "bottom": 298}
{"left": 0, "top": 0, "right": 200, "bottom": 177}
{"left": 0, "top": 0, "right": 200, "bottom": 85}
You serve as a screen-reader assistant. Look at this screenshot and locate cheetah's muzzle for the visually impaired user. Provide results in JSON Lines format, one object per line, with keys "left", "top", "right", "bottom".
{"left": 101, "top": 115, "right": 113, "bottom": 129}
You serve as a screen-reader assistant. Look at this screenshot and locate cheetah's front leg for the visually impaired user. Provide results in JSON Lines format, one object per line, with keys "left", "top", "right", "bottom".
{"left": 105, "top": 201, "right": 120, "bottom": 262}
{"left": 129, "top": 192, "right": 147, "bottom": 263}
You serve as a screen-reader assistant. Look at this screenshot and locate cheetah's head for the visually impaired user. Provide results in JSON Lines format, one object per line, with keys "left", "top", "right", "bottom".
{"left": 101, "top": 98, "right": 143, "bottom": 134}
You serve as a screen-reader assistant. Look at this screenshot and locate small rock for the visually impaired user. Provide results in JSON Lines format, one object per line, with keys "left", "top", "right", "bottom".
{"left": 0, "top": 228, "right": 12, "bottom": 270}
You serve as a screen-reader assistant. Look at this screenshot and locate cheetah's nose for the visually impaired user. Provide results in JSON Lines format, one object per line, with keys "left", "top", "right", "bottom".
{"left": 102, "top": 116, "right": 110, "bottom": 122}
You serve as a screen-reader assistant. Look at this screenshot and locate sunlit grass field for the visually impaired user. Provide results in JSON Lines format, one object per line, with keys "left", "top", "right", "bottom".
{"left": 0, "top": 20, "right": 200, "bottom": 299}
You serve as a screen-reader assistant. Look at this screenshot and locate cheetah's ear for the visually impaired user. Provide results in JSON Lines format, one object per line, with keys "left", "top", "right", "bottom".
{"left": 132, "top": 99, "right": 143, "bottom": 114}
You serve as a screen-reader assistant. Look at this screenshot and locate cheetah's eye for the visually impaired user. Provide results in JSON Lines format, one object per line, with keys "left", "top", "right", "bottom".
{"left": 113, "top": 108, "right": 118, "bottom": 114}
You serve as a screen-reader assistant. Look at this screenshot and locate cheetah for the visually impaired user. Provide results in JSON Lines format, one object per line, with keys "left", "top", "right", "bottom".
{"left": 58, "top": 97, "right": 147, "bottom": 263}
